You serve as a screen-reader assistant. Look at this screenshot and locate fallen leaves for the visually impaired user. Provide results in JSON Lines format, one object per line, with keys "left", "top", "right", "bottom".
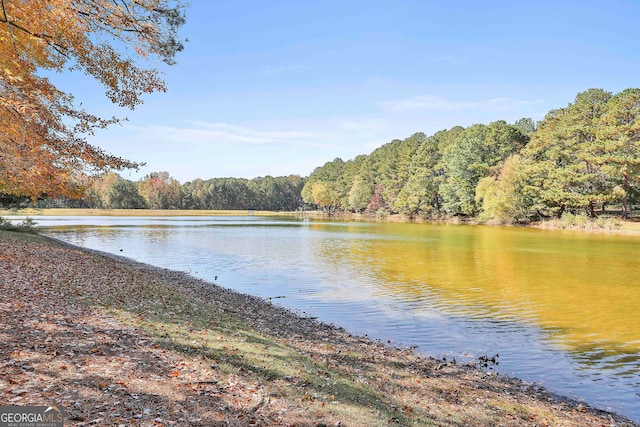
{"left": 0, "top": 231, "right": 636, "bottom": 427}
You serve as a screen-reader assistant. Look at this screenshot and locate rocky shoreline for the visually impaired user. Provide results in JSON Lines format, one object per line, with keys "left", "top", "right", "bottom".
{"left": 0, "top": 230, "right": 637, "bottom": 426}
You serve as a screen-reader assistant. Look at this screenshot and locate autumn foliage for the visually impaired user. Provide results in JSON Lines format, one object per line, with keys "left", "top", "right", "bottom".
{"left": 0, "top": 0, "right": 185, "bottom": 199}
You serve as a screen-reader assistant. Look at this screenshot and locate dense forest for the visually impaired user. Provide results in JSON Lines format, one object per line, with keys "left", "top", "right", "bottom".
{"left": 34, "top": 173, "right": 306, "bottom": 212}
{"left": 35, "top": 88, "right": 640, "bottom": 223}
{"left": 302, "top": 88, "right": 640, "bottom": 222}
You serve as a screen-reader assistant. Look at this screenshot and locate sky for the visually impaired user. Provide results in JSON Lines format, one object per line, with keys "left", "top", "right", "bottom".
{"left": 54, "top": 0, "right": 640, "bottom": 183}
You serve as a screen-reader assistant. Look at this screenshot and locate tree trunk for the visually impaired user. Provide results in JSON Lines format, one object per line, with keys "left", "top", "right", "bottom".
{"left": 622, "top": 174, "right": 629, "bottom": 219}
{"left": 586, "top": 201, "right": 597, "bottom": 218}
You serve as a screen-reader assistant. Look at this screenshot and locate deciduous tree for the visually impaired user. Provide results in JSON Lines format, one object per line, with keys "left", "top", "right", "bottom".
{"left": 138, "top": 171, "right": 181, "bottom": 209}
{"left": 475, "top": 154, "right": 533, "bottom": 223}
{"left": 0, "top": 0, "right": 186, "bottom": 200}
{"left": 108, "top": 179, "right": 148, "bottom": 209}
{"left": 348, "top": 175, "right": 374, "bottom": 212}
{"left": 440, "top": 121, "right": 527, "bottom": 216}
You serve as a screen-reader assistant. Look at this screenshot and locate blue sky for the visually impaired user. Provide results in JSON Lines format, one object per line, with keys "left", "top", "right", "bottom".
{"left": 57, "top": 0, "right": 640, "bottom": 182}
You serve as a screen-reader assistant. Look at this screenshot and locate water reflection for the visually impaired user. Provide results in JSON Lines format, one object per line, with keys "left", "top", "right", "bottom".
{"left": 339, "top": 224, "right": 640, "bottom": 401}
{"left": 38, "top": 216, "right": 640, "bottom": 421}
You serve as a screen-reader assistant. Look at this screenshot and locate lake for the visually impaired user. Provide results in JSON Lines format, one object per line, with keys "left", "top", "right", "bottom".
{"left": 32, "top": 215, "right": 640, "bottom": 421}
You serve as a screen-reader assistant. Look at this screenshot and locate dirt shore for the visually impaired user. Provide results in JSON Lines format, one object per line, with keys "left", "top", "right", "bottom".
{"left": 0, "top": 230, "right": 637, "bottom": 426}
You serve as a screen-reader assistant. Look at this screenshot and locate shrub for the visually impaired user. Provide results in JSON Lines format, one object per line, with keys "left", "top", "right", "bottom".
{"left": 0, "top": 216, "right": 38, "bottom": 233}
{"left": 560, "top": 212, "right": 588, "bottom": 228}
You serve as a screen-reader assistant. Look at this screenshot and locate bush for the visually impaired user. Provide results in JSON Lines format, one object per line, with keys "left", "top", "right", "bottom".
{"left": 0, "top": 216, "right": 38, "bottom": 233}
{"left": 375, "top": 208, "right": 390, "bottom": 219}
{"left": 595, "top": 216, "right": 621, "bottom": 230}
{"left": 560, "top": 212, "right": 588, "bottom": 228}
{"left": 555, "top": 212, "right": 621, "bottom": 230}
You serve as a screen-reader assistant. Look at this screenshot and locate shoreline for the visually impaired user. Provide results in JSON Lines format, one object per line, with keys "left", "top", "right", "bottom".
{"left": 4, "top": 208, "right": 640, "bottom": 237}
{"left": 0, "top": 230, "right": 638, "bottom": 425}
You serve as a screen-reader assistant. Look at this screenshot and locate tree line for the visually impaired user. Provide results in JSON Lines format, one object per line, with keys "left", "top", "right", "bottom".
{"left": 302, "top": 88, "right": 640, "bottom": 222}
{"left": 33, "top": 172, "right": 306, "bottom": 211}
{"left": 20, "top": 87, "right": 640, "bottom": 223}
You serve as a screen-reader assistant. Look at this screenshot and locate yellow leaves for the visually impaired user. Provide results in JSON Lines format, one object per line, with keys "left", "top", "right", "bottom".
{"left": 1, "top": 67, "right": 23, "bottom": 82}
{"left": 0, "top": 0, "right": 183, "bottom": 200}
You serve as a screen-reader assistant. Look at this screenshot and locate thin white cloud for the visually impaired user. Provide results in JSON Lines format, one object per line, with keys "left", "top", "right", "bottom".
{"left": 128, "top": 122, "right": 335, "bottom": 148}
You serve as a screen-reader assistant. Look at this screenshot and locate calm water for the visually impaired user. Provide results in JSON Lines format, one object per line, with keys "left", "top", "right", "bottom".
{"left": 33, "top": 215, "right": 640, "bottom": 421}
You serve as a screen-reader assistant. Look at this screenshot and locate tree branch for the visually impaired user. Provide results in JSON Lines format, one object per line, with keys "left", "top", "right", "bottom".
{"left": 0, "top": 0, "right": 18, "bottom": 54}
{"left": 0, "top": 11, "right": 71, "bottom": 59}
